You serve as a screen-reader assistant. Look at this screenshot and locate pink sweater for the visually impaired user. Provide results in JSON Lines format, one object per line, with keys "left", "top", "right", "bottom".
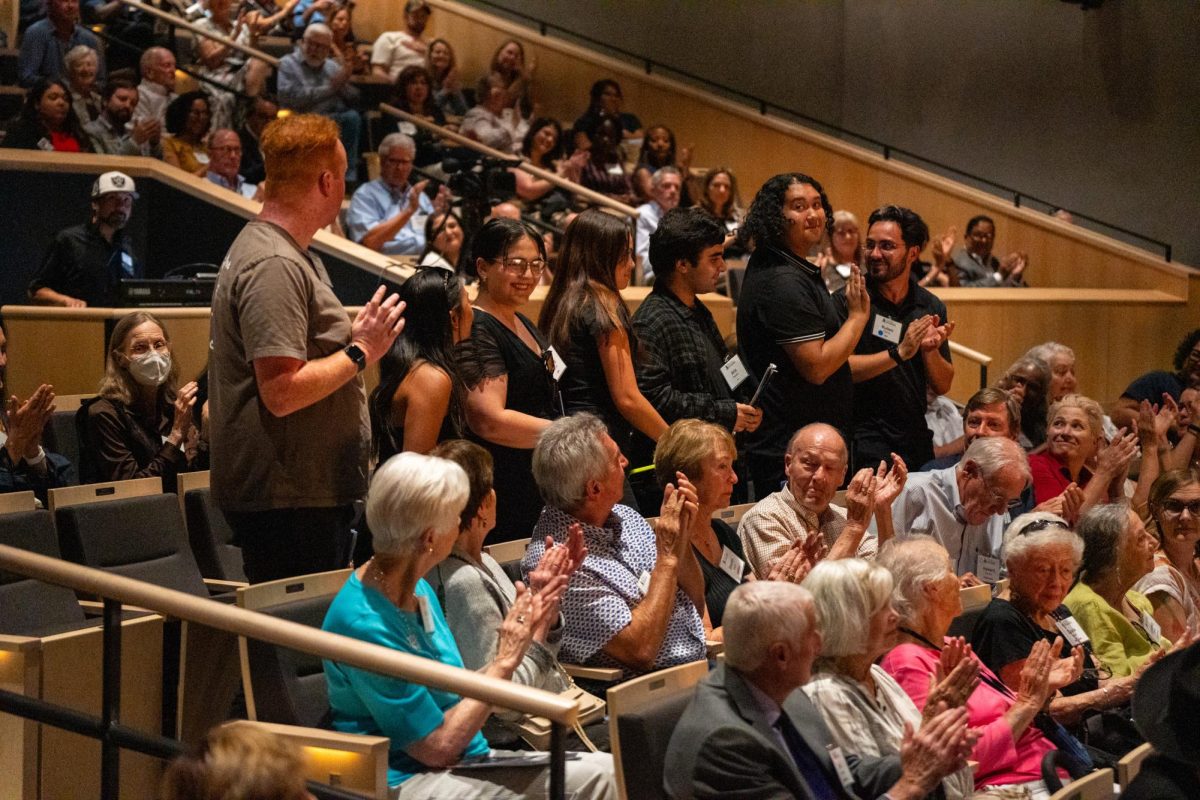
{"left": 880, "top": 641, "right": 1058, "bottom": 789}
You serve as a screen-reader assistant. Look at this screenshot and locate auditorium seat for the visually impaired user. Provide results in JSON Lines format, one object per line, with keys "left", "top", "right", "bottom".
{"left": 236, "top": 568, "right": 352, "bottom": 728}
{"left": 54, "top": 492, "right": 212, "bottom": 597}
{"left": 41, "top": 393, "right": 95, "bottom": 486}
{"left": 1117, "top": 742, "right": 1152, "bottom": 787}
{"left": 606, "top": 659, "right": 708, "bottom": 800}
{"left": 49, "top": 479, "right": 245, "bottom": 743}
{"left": 483, "top": 536, "right": 530, "bottom": 585}
{"left": 0, "top": 508, "right": 89, "bottom": 635}
{"left": 178, "top": 470, "right": 246, "bottom": 582}
{"left": 947, "top": 582, "right": 993, "bottom": 638}
{"left": 0, "top": 504, "right": 165, "bottom": 799}
{"left": 1046, "top": 767, "right": 1114, "bottom": 800}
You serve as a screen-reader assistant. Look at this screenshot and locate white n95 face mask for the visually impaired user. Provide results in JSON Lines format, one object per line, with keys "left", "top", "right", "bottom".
{"left": 129, "top": 350, "right": 172, "bottom": 387}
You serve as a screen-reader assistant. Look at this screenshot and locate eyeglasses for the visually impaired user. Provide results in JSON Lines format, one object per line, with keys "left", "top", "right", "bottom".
{"left": 979, "top": 473, "right": 1022, "bottom": 512}
{"left": 865, "top": 240, "right": 900, "bottom": 253}
{"left": 1160, "top": 498, "right": 1200, "bottom": 517}
{"left": 493, "top": 257, "right": 546, "bottom": 277}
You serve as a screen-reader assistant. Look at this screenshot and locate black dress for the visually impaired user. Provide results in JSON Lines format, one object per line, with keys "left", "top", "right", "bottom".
{"left": 457, "top": 309, "right": 561, "bottom": 543}
{"left": 558, "top": 299, "right": 635, "bottom": 458}
{"left": 694, "top": 519, "right": 751, "bottom": 628}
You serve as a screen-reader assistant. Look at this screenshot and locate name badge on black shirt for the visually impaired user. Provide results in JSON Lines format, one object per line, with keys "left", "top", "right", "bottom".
{"left": 872, "top": 313, "right": 903, "bottom": 344}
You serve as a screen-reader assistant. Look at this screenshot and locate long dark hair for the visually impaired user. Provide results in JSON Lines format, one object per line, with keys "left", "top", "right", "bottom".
{"left": 538, "top": 208, "right": 632, "bottom": 355}
{"left": 370, "top": 270, "right": 466, "bottom": 458}
{"left": 165, "top": 90, "right": 211, "bottom": 138}
{"left": 22, "top": 77, "right": 89, "bottom": 146}
{"left": 393, "top": 64, "right": 437, "bottom": 116}
{"left": 520, "top": 116, "right": 564, "bottom": 165}
{"left": 420, "top": 208, "right": 462, "bottom": 270}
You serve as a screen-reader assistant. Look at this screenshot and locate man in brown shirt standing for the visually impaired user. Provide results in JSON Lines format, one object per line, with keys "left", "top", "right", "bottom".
{"left": 209, "top": 114, "right": 404, "bottom": 583}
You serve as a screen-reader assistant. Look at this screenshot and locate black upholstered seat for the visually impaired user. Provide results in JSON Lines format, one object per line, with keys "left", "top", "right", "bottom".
{"left": 0, "top": 509, "right": 88, "bottom": 636}
{"left": 54, "top": 494, "right": 209, "bottom": 598}
{"left": 183, "top": 487, "right": 246, "bottom": 582}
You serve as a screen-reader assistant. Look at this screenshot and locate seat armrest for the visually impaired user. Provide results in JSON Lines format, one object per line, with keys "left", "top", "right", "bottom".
{"left": 561, "top": 663, "right": 623, "bottom": 682}
{"left": 705, "top": 640, "right": 725, "bottom": 657}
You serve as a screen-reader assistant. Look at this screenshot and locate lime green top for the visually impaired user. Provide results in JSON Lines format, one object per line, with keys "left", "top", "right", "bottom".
{"left": 1064, "top": 581, "right": 1171, "bottom": 677}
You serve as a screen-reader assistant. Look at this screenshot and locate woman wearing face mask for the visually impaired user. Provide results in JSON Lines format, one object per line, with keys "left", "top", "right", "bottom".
{"left": 78, "top": 312, "right": 201, "bottom": 488}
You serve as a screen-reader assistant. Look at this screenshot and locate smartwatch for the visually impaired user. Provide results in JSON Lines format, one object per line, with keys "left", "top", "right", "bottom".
{"left": 344, "top": 343, "right": 367, "bottom": 373}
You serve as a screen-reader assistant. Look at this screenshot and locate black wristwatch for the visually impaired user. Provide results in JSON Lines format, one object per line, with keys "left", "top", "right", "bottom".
{"left": 344, "top": 343, "right": 367, "bottom": 373}
{"left": 887, "top": 345, "right": 904, "bottom": 365}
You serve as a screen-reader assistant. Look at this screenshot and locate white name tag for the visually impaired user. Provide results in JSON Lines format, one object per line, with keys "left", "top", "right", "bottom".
{"left": 1055, "top": 615, "right": 1090, "bottom": 647}
{"left": 827, "top": 745, "right": 856, "bottom": 793}
{"left": 718, "top": 546, "right": 745, "bottom": 583}
{"left": 976, "top": 553, "right": 1001, "bottom": 584}
{"left": 606, "top": 163, "right": 625, "bottom": 177}
{"left": 417, "top": 594, "right": 435, "bottom": 633}
{"left": 1140, "top": 610, "right": 1162, "bottom": 644}
{"left": 871, "top": 313, "right": 903, "bottom": 344}
{"left": 637, "top": 570, "right": 652, "bottom": 595}
{"left": 720, "top": 355, "right": 750, "bottom": 390}
{"left": 545, "top": 345, "right": 567, "bottom": 381}
{"left": 37, "top": 137, "right": 55, "bottom": 151}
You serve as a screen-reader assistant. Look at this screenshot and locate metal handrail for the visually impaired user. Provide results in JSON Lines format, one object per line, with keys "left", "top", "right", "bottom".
{"left": 949, "top": 341, "right": 992, "bottom": 390}
{"left": 456, "top": 0, "right": 1172, "bottom": 261}
{"left": 118, "top": 0, "right": 281, "bottom": 67}
{"left": 0, "top": 545, "right": 578, "bottom": 723}
{"left": 380, "top": 103, "right": 640, "bottom": 219}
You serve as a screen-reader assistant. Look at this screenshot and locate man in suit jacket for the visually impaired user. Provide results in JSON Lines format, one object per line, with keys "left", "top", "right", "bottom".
{"left": 664, "top": 581, "right": 974, "bottom": 800}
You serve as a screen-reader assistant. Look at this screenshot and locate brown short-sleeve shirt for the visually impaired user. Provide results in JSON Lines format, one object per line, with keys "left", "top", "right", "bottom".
{"left": 209, "top": 221, "right": 369, "bottom": 512}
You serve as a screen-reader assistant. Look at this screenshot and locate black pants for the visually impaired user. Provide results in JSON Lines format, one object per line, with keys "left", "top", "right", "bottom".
{"left": 227, "top": 505, "right": 355, "bottom": 584}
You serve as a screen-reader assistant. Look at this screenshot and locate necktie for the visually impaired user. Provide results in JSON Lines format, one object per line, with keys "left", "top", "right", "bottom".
{"left": 775, "top": 713, "right": 842, "bottom": 800}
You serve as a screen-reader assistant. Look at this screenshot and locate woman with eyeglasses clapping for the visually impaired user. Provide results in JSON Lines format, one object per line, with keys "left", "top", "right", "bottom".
{"left": 456, "top": 219, "right": 562, "bottom": 542}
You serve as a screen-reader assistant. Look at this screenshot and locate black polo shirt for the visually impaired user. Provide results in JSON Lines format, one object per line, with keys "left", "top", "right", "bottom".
{"left": 736, "top": 245, "right": 853, "bottom": 460}
{"left": 28, "top": 222, "right": 140, "bottom": 307}
{"left": 835, "top": 275, "right": 950, "bottom": 469}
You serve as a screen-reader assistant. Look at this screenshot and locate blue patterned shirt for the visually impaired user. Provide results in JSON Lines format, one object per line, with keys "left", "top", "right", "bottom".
{"left": 523, "top": 504, "right": 706, "bottom": 678}
{"left": 345, "top": 179, "right": 433, "bottom": 256}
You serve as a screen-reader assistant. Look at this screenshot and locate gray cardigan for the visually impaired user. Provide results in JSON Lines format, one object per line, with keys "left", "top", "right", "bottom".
{"left": 427, "top": 548, "right": 569, "bottom": 721}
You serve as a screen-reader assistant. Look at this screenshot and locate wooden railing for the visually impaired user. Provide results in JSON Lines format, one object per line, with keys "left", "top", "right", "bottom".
{"left": 0, "top": 544, "right": 579, "bottom": 797}
{"left": 380, "top": 103, "right": 640, "bottom": 219}
{"left": 118, "top": 0, "right": 281, "bottom": 68}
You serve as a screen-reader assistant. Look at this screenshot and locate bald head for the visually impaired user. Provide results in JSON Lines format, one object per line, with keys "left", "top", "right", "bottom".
{"left": 140, "top": 47, "right": 176, "bottom": 91}
{"left": 784, "top": 424, "right": 848, "bottom": 513}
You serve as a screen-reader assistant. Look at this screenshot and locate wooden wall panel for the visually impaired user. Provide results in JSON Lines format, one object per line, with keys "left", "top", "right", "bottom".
{"left": 937, "top": 285, "right": 1196, "bottom": 408}
{"left": 385, "top": 0, "right": 1194, "bottom": 300}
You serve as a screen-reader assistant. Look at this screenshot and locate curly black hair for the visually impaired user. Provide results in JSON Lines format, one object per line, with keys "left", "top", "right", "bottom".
{"left": 737, "top": 172, "right": 834, "bottom": 252}
{"left": 1172, "top": 328, "right": 1200, "bottom": 372}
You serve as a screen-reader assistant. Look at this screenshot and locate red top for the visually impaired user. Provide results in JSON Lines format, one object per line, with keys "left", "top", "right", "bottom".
{"left": 1028, "top": 451, "right": 1092, "bottom": 504}
{"left": 49, "top": 130, "right": 82, "bottom": 152}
